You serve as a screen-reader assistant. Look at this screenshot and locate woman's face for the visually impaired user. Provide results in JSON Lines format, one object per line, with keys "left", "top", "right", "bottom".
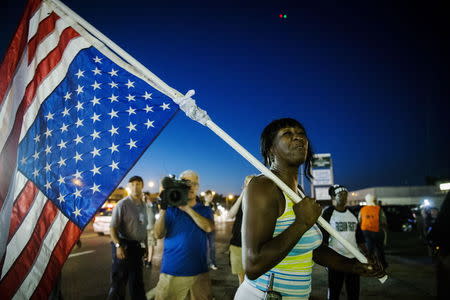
{"left": 271, "top": 126, "right": 308, "bottom": 166}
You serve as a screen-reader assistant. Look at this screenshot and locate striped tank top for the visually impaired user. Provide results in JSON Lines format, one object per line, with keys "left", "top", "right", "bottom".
{"left": 246, "top": 191, "right": 323, "bottom": 299}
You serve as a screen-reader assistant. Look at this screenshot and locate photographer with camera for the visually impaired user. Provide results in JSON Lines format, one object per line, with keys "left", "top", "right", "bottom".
{"left": 153, "top": 170, "right": 214, "bottom": 300}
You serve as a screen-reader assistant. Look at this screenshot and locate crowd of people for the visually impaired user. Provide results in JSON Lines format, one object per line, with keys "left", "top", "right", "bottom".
{"left": 103, "top": 118, "right": 448, "bottom": 300}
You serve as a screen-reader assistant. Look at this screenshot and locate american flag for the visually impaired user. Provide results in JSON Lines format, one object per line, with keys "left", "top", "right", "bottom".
{"left": 0, "top": 0, "right": 178, "bottom": 298}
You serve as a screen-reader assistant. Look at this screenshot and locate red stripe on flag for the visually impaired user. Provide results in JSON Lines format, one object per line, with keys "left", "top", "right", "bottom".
{"left": 31, "top": 222, "right": 81, "bottom": 300}
{"left": 0, "top": 27, "right": 80, "bottom": 209}
{"left": 0, "top": 199, "right": 58, "bottom": 299}
{"left": 8, "top": 180, "right": 39, "bottom": 241}
{"left": 0, "top": 0, "right": 42, "bottom": 106}
{"left": 27, "top": 12, "right": 60, "bottom": 64}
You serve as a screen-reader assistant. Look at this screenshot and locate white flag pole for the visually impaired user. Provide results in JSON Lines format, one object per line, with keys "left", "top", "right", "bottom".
{"left": 47, "top": 0, "right": 386, "bottom": 283}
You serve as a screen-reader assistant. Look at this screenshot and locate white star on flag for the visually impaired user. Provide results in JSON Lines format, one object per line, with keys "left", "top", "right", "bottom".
{"left": 63, "top": 91, "right": 72, "bottom": 100}
{"left": 125, "top": 79, "right": 135, "bottom": 88}
{"left": 57, "top": 139, "right": 67, "bottom": 149}
{"left": 75, "top": 118, "right": 84, "bottom": 127}
{"left": 108, "top": 109, "right": 118, "bottom": 118}
{"left": 160, "top": 102, "right": 170, "bottom": 110}
{"left": 73, "top": 170, "right": 83, "bottom": 179}
{"left": 109, "top": 81, "right": 118, "bottom": 88}
{"left": 143, "top": 91, "right": 152, "bottom": 99}
{"left": 44, "top": 145, "right": 52, "bottom": 155}
{"left": 75, "top": 101, "right": 84, "bottom": 111}
{"left": 45, "top": 112, "right": 54, "bottom": 120}
{"left": 91, "top": 96, "right": 101, "bottom": 106}
{"left": 126, "top": 106, "right": 136, "bottom": 115}
{"left": 93, "top": 56, "right": 102, "bottom": 63}
{"left": 109, "top": 143, "right": 119, "bottom": 153}
{"left": 109, "top": 125, "right": 119, "bottom": 136}
{"left": 91, "top": 164, "right": 101, "bottom": 175}
{"left": 76, "top": 84, "right": 84, "bottom": 94}
{"left": 126, "top": 122, "right": 137, "bottom": 132}
{"left": 127, "top": 138, "right": 137, "bottom": 149}
{"left": 73, "top": 152, "right": 83, "bottom": 162}
{"left": 90, "top": 112, "right": 101, "bottom": 123}
{"left": 144, "top": 120, "right": 155, "bottom": 128}
{"left": 57, "top": 194, "right": 66, "bottom": 203}
{"left": 75, "top": 70, "right": 84, "bottom": 79}
{"left": 57, "top": 157, "right": 67, "bottom": 167}
{"left": 44, "top": 181, "right": 52, "bottom": 191}
{"left": 74, "top": 189, "right": 82, "bottom": 198}
{"left": 90, "top": 147, "right": 101, "bottom": 157}
{"left": 73, "top": 207, "right": 82, "bottom": 217}
{"left": 32, "top": 151, "right": 40, "bottom": 160}
{"left": 108, "top": 94, "right": 119, "bottom": 102}
{"left": 91, "top": 81, "right": 101, "bottom": 90}
{"left": 92, "top": 67, "right": 102, "bottom": 75}
{"left": 44, "top": 128, "right": 53, "bottom": 138}
{"left": 57, "top": 175, "right": 65, "bottom": 185}
{"left": 60, "top": 123, "right": 69, "bottom": 133}
{"left": 74, "top": 134, "right": 84, "bottom": 144}
{"left": 126, "top": 94, "right": 136, "bottom": 101}
{"left": 90, "top": 183, "right": 101, "bottom": 194}
{"left": 109, "top": 160, "right": 119, "bottom": 171}
{"left": 144, "top": 105, "right": 153, "bottom": 113}
{"left": 61, "top": 107, "right": 70, "bottom": 116}
{"left": 108, "top": 68, "right": 118, "bottom": 76}
{"left": 90, "top": 129, "right": 101, "bottom": 140}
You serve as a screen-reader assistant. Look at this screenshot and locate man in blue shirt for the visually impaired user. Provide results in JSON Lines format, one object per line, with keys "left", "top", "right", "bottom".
{"left": 154, "top": 170, "right": 214, "bottom": 300}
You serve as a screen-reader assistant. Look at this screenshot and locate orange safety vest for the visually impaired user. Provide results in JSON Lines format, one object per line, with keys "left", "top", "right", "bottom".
{"left": 360, "top": 206, "right": 380, "bottom": 232}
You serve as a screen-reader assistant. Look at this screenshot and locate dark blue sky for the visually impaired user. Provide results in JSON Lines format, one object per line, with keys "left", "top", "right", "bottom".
{"left": 2, "top": 0, "right": 449, "bottom": 195}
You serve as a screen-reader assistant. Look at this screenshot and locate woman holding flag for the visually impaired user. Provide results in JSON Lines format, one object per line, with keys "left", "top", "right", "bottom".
{"left": 235, "top": 118, "right": 384, "bottom": 299}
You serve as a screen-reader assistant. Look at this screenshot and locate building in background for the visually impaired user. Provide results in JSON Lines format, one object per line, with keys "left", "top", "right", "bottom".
{"left": 347, "top": 186, "right": 446, "bottom": 208}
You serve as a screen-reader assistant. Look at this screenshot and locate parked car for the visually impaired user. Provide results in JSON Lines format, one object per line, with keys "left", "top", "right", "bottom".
{"left": 93, "top": 208, "right": 113, "bottom": 235}
{"left": 382, "top": 205, "right": 416, "bottom": 232}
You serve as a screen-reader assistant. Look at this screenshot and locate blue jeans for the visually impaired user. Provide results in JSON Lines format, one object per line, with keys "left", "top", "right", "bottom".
{"left": 107, "top": 241, "right": 146, "bottom": 300}
{"left": 207, "top": 231, "right": 216, "bottom": 266}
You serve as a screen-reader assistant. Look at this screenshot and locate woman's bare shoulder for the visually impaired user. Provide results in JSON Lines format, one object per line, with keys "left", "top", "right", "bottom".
{"left": 246, "top": 175, "right": 283, "bottom": 207}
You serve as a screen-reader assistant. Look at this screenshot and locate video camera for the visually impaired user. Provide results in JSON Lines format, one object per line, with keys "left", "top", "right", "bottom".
{"left": 160, "top": 175, "right": 190, "bottom": 207}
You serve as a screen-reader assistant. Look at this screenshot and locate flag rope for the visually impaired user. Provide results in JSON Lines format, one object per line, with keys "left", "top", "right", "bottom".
{"left": 46, "top": 0, "right": 386, "bottom": 283}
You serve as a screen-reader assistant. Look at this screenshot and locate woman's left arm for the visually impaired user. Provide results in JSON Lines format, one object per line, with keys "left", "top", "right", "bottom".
{"left": 313, "top": 245, "right": 384, "bottom": 277}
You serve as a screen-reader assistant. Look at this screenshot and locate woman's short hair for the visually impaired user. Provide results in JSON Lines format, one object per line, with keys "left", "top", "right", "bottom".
{"left": 260, "top": 118, "right": 314, "bottom": 181}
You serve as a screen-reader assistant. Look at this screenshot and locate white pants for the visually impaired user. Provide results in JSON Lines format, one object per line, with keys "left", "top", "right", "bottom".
{"left": 234, "top": 280, "right": 265, "bottom": 300}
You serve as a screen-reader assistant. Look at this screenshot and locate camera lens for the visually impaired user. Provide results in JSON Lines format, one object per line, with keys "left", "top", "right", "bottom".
{"left": 169, "top": 190, "right": 182, "bottom": 203}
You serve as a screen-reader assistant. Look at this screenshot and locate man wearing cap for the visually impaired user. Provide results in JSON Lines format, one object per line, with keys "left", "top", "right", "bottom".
{"left": 358, "top": 193, "right": 388, "bottom": 269}
{"left": 321, "top": 185, "right": 367, "bottom": 300}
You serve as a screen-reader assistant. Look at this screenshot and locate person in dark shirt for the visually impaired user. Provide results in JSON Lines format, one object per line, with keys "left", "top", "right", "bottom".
{"left": 228, "top": 175, "right": 255, "bottom": 285}
{"left": 428, "top": 191, "right": 450, "bottom": 300}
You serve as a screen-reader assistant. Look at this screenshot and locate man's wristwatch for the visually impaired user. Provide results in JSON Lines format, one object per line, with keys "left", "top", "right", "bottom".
{"left": 114, "top": 242, "right": 121, "bottom": 248}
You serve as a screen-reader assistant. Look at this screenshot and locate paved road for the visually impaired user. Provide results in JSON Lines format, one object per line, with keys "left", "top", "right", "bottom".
{"left": 61, "top": 219, "right": 437, "bottom": 299}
